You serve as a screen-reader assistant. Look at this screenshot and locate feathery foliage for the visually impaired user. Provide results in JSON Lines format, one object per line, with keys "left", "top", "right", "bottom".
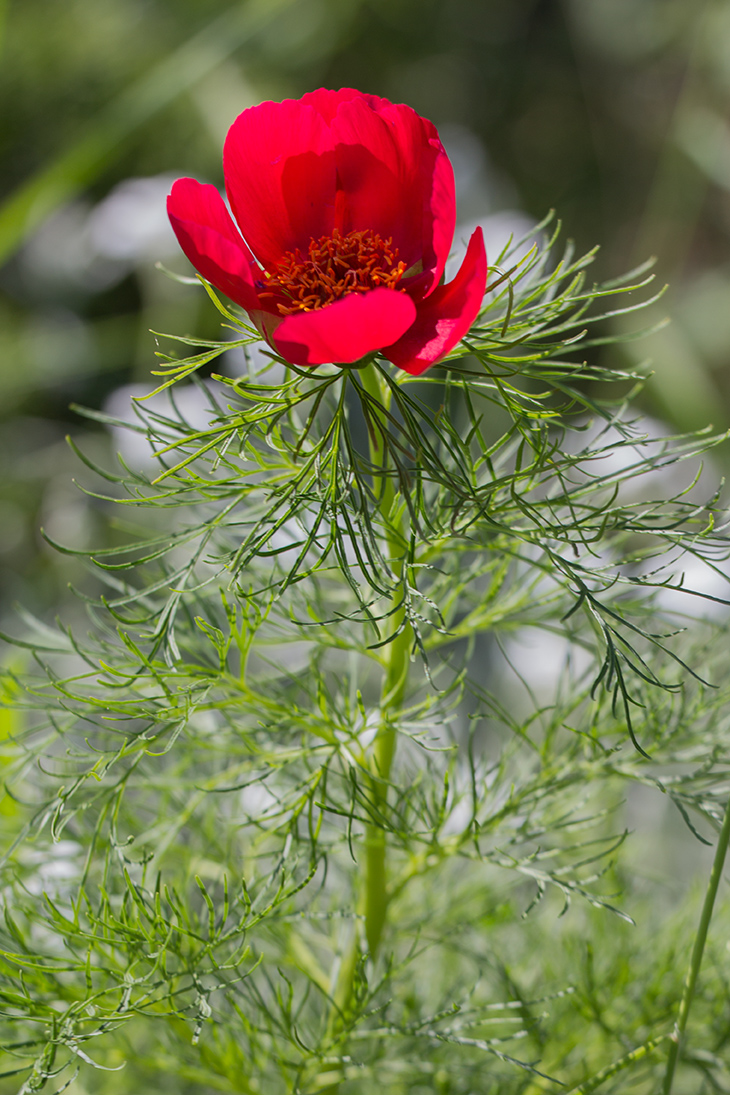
{"left": 1, "top": 220, "right": 729, "bottom": 1094}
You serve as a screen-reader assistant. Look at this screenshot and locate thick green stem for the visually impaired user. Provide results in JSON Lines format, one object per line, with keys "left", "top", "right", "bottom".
{"left": 358, "top": 362, "right": 411, "bottom": 957}
{"left": 662, "top": 795, "right": 730, "bottom": 1094}
{"left": 315, "top": 365, "right": 411, "bottom": 1091}
{"left": 363, "top": 610, "right": 411, "bottom": 955}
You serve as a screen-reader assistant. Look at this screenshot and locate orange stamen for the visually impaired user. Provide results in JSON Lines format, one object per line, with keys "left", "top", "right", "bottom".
{"left": 259, "top": 229, "right": 408, "bottom": 316}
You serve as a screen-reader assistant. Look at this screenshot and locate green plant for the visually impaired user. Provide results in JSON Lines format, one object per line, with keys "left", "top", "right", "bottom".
{"left": 1, "top": 218, "right": 729, "bottom": 1095}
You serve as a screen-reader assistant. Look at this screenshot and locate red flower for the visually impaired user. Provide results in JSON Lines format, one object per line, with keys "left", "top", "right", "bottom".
{"left": 167, "top": 88, "right": 487, "bottom": 375}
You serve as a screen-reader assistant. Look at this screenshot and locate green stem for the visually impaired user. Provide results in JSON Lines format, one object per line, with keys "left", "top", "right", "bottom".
{"left": 363, "top": 610, "right": 411, "bottom": 955}
{"left": 662, "top": 794, "right": 730, "bottom": 1094}
{"left": 315, "top": 365, "right": 411, "bottom": 1090}
{"left": 358, "top": 362, "right": 411, "bottom": 953}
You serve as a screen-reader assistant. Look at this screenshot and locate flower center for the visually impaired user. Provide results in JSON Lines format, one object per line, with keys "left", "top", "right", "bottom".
{"left": 259, "top": 228, "right": 408, "bottom": 316}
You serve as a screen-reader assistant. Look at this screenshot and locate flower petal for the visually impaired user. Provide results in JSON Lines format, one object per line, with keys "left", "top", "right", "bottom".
{"left": 222, "top": 89, "right": 456, "bottom": 297}
{"left": 167, "top": 178, "right": 261, "bottom": 311}
{"left": 372, "top": 102, "right": 456, "bottom": 295}
{"left": 382, "top": 227, "right": 487, "bottom": 376}
{"left": 422, "top": 134, "right": 457, "bottom": 295}
{"left": 331, "top": 98, "right": 455, "bottom": 296}
{"left": 272, "top": 288, "right": 417, "bottom": 367}
{"left": 223, "top": 99, "right": 336, "bottom": 269}
{"left": 299, "top": 87, "right": 393, "bottom": 122}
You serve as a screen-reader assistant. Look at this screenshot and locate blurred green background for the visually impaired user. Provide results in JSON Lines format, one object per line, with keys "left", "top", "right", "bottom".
{"left": 0, "top": 0, "right": 728, "bottom": 619}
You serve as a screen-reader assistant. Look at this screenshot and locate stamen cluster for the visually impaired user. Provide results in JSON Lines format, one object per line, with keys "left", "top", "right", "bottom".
{"left": 260, "top": 228, "right": 407, "bottom": 315}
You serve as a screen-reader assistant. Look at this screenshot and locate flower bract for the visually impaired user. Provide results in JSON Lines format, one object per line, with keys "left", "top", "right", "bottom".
{"left": 167, "top": 88, "right": 488, "bottom": 374}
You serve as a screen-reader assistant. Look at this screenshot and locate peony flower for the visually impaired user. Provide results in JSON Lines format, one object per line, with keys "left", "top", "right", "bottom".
{"left": 167, "top": 88, "right": 487, "bottom": 375}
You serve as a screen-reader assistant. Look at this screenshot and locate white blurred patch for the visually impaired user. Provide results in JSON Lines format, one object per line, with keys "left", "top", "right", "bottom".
{"left": 481, "top": 210, "right": 542, "bottom": 269}
{"left": 22, "top": 174, "right": 180, "bottom": 294}
{"left": 439, "top": 793, "right": 474, "bottom": 837}
{"left": 440, "top": 123, "right": 490, "bottom": 205}
{"left": 447, "top": 211, "right": 539, "bottom": 282}
{"left": 42, "top": 487, "right": 93, "bottom": 552}
{"left": 239, "top": 779, "right": 279, "bottom": 821}
{"left": 439, "top": 122, "right": 533, "bottom": 281}
{"left": 222, "top": 336, "right": 287, "bottom": 387}
{"left": 649, "top": 551, "right": 730, "bottom": 622}
{"left": 87, "top": 175, "right": 180, "bottom": 263}
{"left": 23, "top": 840, "right": 82, "bottom": 897}
{"left": 503, "top": 628, "right": 593, "bottom": 696}
{"left": 568, "top": 416, "right": 716, "bottom": 502}
{"left": 103, "top": 381, "right": 223, "bottom": 471}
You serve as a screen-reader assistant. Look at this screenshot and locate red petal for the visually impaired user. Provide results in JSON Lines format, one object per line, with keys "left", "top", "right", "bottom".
{"left": 382, "top": 227, "right": 487, "bottom": 376}
{"left": 374, "top": 103, "right": 456, "bottom": 295}
{"left": 167, "top": 178, "right": 261, "bottom": 311}
{"left": 272, "top": 288, "right": 417, "bottom": 367}
{"left": 422, "top": 136, "right": 457, "bottom": 295}
{"left": 299, "top": 87, "right": 393, "bottom": 122}
{"left": 223, "top": 99, "right": 336, "bottom": 270}
{"left": 331, "top": 98, "right": 456, "bottom": 295}
{"left": 222, "top": 90, "right": 456, "bottom": 294}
